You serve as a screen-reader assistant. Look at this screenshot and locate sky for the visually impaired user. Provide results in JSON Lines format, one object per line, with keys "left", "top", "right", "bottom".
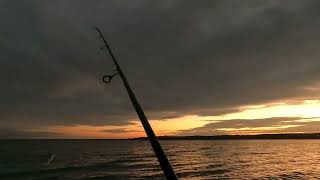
{"left": 1, "top": 0, "right": 320, "bottom": 138}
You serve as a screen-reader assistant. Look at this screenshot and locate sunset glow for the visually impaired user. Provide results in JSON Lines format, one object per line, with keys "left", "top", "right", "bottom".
{"left": 37, "top": 99, "right": 320, "bottom": 138}
{"left": 209, "top": 100, "right": 320, "bottom": 120}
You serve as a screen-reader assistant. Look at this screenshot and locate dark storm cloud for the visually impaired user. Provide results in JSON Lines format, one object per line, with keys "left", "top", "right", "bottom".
{"left": 177, "top": 117, "right": 320, "bottom": 135}
{"left": 1, "top": 1, "right": 320, "bottom": 133}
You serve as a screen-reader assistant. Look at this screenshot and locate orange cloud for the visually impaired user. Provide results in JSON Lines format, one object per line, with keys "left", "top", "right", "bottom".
{"left": 29, "top": 99, "right": 320, "bottom": 138}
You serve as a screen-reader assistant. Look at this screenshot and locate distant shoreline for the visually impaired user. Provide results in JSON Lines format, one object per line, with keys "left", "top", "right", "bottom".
{"left": 1, "top": 133, "right": 320, "bottom": 140}
{"left": 132, "top": 133, "right": 320, "bottom": 140}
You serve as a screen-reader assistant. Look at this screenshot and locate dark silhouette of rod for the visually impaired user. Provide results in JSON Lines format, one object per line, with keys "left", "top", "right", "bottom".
{"left": 94, "top": 27, "right": 178, "bottom": 180}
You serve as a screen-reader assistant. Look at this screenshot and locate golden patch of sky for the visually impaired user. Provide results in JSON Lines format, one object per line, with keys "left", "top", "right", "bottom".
{"left": 150, "top": 99, "right": 320, "bottom": 135}
{"left": 37, "top": 99, "right": 320, "bottom": 138}
{"left": 153, "top": 99, "right": 320, "bottom": 124}
{"left": 216, "top": 125, "right": 301, "bottom": 134}
{"left": 219, "top": 100, "right": 320, "bottom": 120}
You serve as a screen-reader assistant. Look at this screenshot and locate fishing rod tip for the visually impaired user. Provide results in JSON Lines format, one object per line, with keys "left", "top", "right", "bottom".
{"left": 92, "top": 26, "right": 100, "bottom": 31}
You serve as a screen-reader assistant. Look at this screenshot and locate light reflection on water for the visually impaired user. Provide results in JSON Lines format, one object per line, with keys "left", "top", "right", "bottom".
{"left": 0, "top": 140, "right": 319, "bottom": 179}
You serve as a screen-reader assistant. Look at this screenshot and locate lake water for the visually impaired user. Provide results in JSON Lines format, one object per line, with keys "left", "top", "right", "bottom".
{"left": 0, "top": 140, "right": 319, "bottom": 179}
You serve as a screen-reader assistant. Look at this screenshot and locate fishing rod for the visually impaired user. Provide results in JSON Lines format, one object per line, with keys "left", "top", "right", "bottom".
{"left": 93, "top": 27, "right": 178, "bottom": 180}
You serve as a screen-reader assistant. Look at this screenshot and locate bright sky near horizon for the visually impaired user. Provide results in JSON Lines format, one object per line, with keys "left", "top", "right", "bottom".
{"left": 34, "top": 99, "right": 320, "bottom": 138}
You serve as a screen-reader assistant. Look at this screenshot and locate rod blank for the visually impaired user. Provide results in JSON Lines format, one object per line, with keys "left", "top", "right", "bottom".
{"left": 94, "top": 27, "right": 178, "bottom": 180}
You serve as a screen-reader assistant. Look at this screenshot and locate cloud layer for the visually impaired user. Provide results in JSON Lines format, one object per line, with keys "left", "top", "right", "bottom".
{"left": 1, "top": 1, "right": 320, "bottom": 137}
{"left": 178, "top": 117, "right": 320, "bottom": 135}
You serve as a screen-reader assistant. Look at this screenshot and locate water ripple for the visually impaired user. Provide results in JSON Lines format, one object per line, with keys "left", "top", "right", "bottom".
{"left": 0, "top": 140, "right": 319, "bottom": 179}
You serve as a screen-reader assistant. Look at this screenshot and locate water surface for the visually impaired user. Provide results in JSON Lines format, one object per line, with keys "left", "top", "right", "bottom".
{"left": 0, "top": 140, "right": 319, "bottom": 179}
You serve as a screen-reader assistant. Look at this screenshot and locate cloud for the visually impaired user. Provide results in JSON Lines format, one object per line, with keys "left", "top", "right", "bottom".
{"left": 0, "top": 128, "right": 63, "bottom": 139}
{"left": 177, "top": 117, "right": 320, "bottom": 135}
{"left": 102, "top": 128, "right": 143, "bottom": 134}
{"left": 1, "top": 1, "right": 320, "bottom": 135}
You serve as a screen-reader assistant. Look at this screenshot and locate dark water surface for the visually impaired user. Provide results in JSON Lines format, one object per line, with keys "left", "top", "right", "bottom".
{"left": 0, "top": 140, "right": 319, "bottom": 179}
